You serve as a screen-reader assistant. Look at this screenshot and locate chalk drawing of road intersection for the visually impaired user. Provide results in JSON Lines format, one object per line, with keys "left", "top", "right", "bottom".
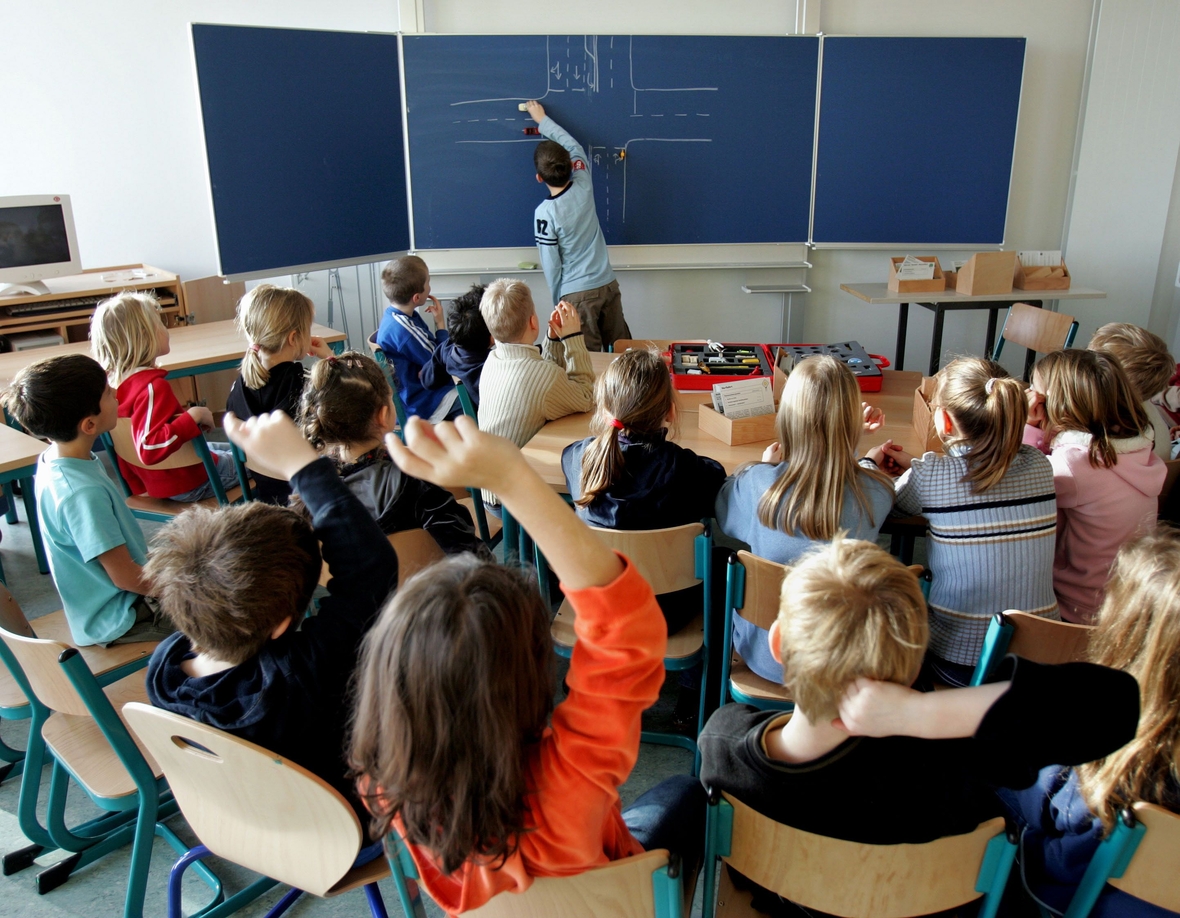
{"left": 446, "top": 35, "right": 717, "bottom": 227}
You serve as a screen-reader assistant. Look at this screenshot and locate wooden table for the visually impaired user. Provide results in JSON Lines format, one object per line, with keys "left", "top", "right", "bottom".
{"left": 0, "top": 320, "right": 346, "bottom": 388}
{"left": 522, "top": 351, "right": 923, "bottom": 490}
{"left": 839, "top": 283, "right": 1106, "bottom": 376}
{"left": 0, "top": 424, "right": 51, "bottom": 576}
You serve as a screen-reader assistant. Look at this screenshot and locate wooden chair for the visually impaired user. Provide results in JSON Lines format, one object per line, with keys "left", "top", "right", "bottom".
{"left": 550, "top": 522, "right": 713, "bottom": 770}
{"left": 122, "top": 703, "right": 390, "bottom": 918}
{"left": 0, "top": 628, "right": 221, "bottom": 916}
{"left": 0, "top": 583, "right": 153, "bottom": 792}
{"left": 320, "top": 527, "right": 446, "bottom": 588}
{"left": 701, "top": 791, "right": 1016, "bottom": 918}
{"left": 384, "top": 829, "right": 684, "bottom": 918}
{"left": 990, "top": 302, "right": 1079, "bottom": 381}
{"left": 968, "top": 610, "right": 1094, "bottom": 685}
{"left": 101, "top": 418, "right": 243, "bottom": 522}
{"left": 1057, "top": 802, "right": 1180, "bottom": 917}
{"left": 718, "top": 551, "right": 792, "bottom": 711}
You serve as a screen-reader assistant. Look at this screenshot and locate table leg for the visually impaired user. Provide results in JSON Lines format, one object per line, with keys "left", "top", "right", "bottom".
{"left": 895, "top": 303, "right": 909, "bottom": 372}
{"left": 18, "top": 476, "right": 48, "bottom": 575}
{"left": 984, "top": 308, "right": 1000, "bottom": 359}
{"left": 3, "top": 488, "right": 15, "bottom": 525}
{"left": 929, "top": 306, "right": 946, "bottom": 376}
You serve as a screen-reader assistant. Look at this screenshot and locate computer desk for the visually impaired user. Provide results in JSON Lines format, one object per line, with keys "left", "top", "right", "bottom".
{"left": 0, "top": 319, "right": 347, "bottom": 388}
{"left": 839, "top": 284, "right": 1107, "bottom": 376}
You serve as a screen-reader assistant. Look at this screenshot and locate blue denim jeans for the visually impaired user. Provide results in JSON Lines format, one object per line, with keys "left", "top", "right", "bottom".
{"left": 169, "top": 443, "right": 240, "bottom": 503}
{"left": 622, "top": 775, "right": 706, "bottom": 870}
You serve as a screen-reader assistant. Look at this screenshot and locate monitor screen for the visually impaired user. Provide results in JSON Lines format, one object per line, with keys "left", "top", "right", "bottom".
{"left": 0, "top": 204, "right": 72, "bottom": 270}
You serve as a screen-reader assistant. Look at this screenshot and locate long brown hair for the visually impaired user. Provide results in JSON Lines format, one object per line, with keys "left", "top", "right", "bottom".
{"left": 1078, "top": 526, "right": 1180, "bottom": 830}
{"left": 1035, "top": 349, "right": 1152, "bottom": 469}
{"left": 236, "top": 284, "right": 315, "bottom": 389}
{"left": 298, "top": 351, "right": 391, "bottom": 452}
{"left": 757, "top": 355, "right": 892, "bottom": 540}
{"left": 349, "top": 556, "right": 555, "bottom": 874}
{"left": 933, "top": 357, "right": 1027, "bottom": 493}
{"left": 577, "top": 348, "right": 676, "bottom": 507}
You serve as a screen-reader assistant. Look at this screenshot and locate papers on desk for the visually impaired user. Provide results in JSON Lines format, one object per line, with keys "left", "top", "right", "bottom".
{"left": 1018, "top": 250, "right": 1063, "bottom": 267}
{"left": 894, "top": 255, "right": 937, "bottom": 280}
{"left": 711, "top": 377, "right": 775, "bottom": 419}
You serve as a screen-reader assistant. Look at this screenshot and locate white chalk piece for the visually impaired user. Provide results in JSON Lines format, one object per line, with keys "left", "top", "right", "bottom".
{"left": 518, "top": 103, "right": 529, "bottom": 112}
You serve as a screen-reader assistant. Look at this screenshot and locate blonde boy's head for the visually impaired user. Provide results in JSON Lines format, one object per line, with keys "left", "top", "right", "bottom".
{"left": 480, "top": 278, "right": 536, "bottom": 343}
{"left": 1088, "top": 322, "right": 1175, "bottom": 402}
{"left": 775, "top": 537, "right": 928, "bottom": 723}
{"left": 90, "top": 292, "right": 166, "bottom": 385}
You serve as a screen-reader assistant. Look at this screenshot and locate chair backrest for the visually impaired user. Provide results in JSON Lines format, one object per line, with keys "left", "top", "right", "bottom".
{"left": 720, "top": 793, "right": 1010, "bottom": 918}
{"left": 0, "top": 583, "right": 34, "bottom": 639}
{"left": 0, "top": 628, "right": 90, "bottom": 716}
{"left": 123, "top": 702, "right": 363, "bottom": 897}
{"left": 463, "top": 849, "right": 678, "bottom": 918}
{"left": 321, "top": 529, "right": 445, "bottom": 588}
{"left": 1105, "top": 803, "right": 1180, "bottom": 912}
{"left": 970, "top": 611, "right": 1094, "bottom": 685}
{"left": 999, "top": 302, "right": 1078, "bottom": 354}
{"left": 588, "top": 523, "right": 704, "bottom": 595}
{"left": 108, "top": 416, "right": 203, "bottom": 472}
{"left": 732, "top": 550, "right": 787, "bottom": 629}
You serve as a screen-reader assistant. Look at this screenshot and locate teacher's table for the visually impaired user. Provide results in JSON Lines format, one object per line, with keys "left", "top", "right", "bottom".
{"left": 0, "top": 320, "right": 346, "bottom": 388}
{"left": 0, "top": 424, "right": 52, "bottom": 576}
{"left": 839, "top": 284, "right": 1106, "bottom": 377}
{"left": 522, "top": 351, "right": 924, "bottom": 490}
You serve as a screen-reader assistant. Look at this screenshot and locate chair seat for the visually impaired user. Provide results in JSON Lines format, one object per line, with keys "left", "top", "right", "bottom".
{"left": 42, "top": 671, "right": 161, "bottom": 799}
{"left": 715, "top": 858, "right": 757, "bottom": 918}
{"left": 125, "top": 485, "right": 244, "bottom": 517}
{"left": 552, "top": 604, "right": 704, "bottom": 661}
{"left": 729, "top": 656, "right": 793, "bottom": 704}
{"left": 0, "top": 610, "right": 157, "bottom": 710}
{"left": 325, "top": 855, "right": 391, "bottom": 897}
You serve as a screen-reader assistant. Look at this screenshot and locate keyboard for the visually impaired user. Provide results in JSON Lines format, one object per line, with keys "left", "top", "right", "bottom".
{"left": 5, "top": 294, "right": 106, "bottom": 316}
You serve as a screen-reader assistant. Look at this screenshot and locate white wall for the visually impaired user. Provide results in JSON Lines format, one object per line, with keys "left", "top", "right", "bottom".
{"left": 1, "top": 0, "right": 1122, "bottom": 372}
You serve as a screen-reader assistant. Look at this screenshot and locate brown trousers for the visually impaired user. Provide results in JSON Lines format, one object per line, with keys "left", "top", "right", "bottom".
{"left": 559, "top": 279, "right": 631, "bottom": 352}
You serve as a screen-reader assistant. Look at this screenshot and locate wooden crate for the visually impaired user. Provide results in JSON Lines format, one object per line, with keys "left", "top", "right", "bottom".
{"left": 887, "top": 257, "right": 945, "bottom": 294}
{"left": 911, "top": 376, "right": 944, "bottom": 454}
{"left": 952, "top": 252, "right": 1018, "bottom": 296}
{"left": 1014, "top": 259, "right": 1071, "bottom": 290}
{"left": 698, "top": 404, "right": 775, "bottom": 446}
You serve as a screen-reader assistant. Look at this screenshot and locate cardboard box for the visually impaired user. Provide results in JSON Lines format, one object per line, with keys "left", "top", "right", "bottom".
{"left": 912, "top": 376, "right": 944, "bottom": 454}
{"left": 953, "top": 251, "right": 1018, "bottom": 296}
{"left": 699, "top": 403, "right": 776, "bottom": 446}
{"left": 888, "top": 256, "right": 945, "bottom": 294}
{"left": 1014, "top": 259, "right": 1071, "bottom": 291}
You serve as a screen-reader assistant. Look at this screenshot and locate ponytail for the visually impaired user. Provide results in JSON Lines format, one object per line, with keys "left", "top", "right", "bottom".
{"left": 576, "top": 348, "right": 675, "bottom": 508}
{"left": 236, "top": 284, "right": 315, "bottom": 390}
{"left": 933, "top": 358, "right": 1025, "bottom": 493}
{"left": 298, "top": 351, "right": 391, "bottom": 452}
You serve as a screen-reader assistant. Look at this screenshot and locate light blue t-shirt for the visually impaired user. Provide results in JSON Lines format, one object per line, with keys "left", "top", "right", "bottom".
{"left": 36, "top": 451, "right": 147, "bottom": 645}
{"left": 714, "top": 460, "right": 895, "bottom": 683}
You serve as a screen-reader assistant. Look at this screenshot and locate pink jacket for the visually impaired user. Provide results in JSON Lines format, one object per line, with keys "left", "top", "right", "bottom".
{"left": 1025, "top": 425, "right": 1164, "bottom": 622}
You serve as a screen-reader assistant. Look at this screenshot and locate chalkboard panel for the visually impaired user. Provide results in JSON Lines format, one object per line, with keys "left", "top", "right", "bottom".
{"left": 191, "top": 24, "right": 410, "bottom": 276}
{"left": 402, "top": 35, "right": 819, "bottom": 249}
{"left": 813, "top": 37, "right": 1025, "bottom": 245}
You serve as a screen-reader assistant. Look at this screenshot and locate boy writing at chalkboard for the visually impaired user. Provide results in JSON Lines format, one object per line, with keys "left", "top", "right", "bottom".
{"left": 526, "top": 101, "right": 631, "bottom": 352}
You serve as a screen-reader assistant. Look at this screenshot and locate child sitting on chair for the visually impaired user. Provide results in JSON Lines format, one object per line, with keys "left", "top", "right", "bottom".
{"left": 144, "top": 410, "right": 398, "bottom": 821}
{"left": 419, "top": 283, "right": 491, "bottom": 412}
{"left": 1, "top": 355, "right": 172, "bottom": 646}
{"left": 698, "top": 537, "right": 1139, "bottom": 915}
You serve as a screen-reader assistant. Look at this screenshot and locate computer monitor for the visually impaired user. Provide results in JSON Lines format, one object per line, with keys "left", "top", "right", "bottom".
{"left": 0, "top": 195, "right": 82, "bottom": 297}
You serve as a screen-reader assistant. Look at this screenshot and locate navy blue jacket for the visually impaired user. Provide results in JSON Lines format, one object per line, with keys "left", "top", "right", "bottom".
{"left": 146, "top": 458, "right": 397, "bottom": 823}
{"left": 420, "top": 337, "right": 489, "bottom": 411}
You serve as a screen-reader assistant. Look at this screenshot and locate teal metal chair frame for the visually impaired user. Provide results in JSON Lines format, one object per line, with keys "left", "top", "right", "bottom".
{"left": 718, "top": 555, "right": 793, "bottom": 712}
{"left": 968, "top": 613, "right": 1014, "bottom": 686}
{"left": 1058, "top": 808, "right": 1147, "bottom": 918}
{"left": 991, "top": 305, "right": 1080, "bottom": 382}
{"left": 383, "top": 829, "right": 684, "bottom": 918}
{"left": 701, "top": 790, "right": 1017, "bottom": 918}
{"left": 99, "top": 431, "right": 234, "bottom": 522}
{"left": 451, "top": 380, "right": 501, "bottom": 549}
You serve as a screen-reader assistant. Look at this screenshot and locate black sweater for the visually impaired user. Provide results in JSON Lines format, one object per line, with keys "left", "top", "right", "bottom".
{"left": 147, "top": 458, "right": 397, "bottom": 822}
{"left": 225, "top": 362, "right": 307, "bottom": 504}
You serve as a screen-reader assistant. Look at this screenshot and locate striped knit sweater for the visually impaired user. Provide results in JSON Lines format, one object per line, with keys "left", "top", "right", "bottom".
{"left": 894, "top": 443, "right": 1059, "bottom": 666}
{"left": 477, "top": 334, "right": 594, "bottom": 505}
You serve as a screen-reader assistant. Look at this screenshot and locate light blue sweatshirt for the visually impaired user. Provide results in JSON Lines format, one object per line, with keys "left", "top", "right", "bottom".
{"left": 534, "top": 116, "right": 615, "bottom": 304}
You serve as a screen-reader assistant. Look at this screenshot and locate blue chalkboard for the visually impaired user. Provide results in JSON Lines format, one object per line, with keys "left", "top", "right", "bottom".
{"left": 402, "top": 35, "right": 819, "bottom": 249}
{"left": 813, "top": 37, "right": 1025, "bottom": 245}
{"left": 191, "top": 24, "right": 410, "bottom": 276}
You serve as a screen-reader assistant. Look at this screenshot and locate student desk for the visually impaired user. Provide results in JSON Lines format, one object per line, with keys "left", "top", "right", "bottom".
{"left": 838, "top": 284, "right": 1106, "bottom": 376}
{"left": 0, "top": 320, "right": 346, "bottom": 387}
{"left": 0, "top": 424, "right": 51, "bottom": 577}
{"left": 522, "top": 351, "right": 924, "bottom": 490}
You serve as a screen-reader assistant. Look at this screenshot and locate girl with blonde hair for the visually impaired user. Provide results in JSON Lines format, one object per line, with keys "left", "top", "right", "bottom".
{"left": 870, "top": 356, "right": 1059, "bottom": 686}
{"left": 90, "top": 292, "right": 238, "bottom": 502}
{"left": 1025, "top": 348, "right": 1165, "bottom": 622}
{"left": 226, "top": 284, "right": 333, "bottom": 503}
{"left": 715, "top": 355, "right": 893, "bottom": 682}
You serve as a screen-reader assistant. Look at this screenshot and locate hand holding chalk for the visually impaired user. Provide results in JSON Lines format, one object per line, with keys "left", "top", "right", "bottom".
{"left": 525, "top": 100, "right": 545, "bottom": 123}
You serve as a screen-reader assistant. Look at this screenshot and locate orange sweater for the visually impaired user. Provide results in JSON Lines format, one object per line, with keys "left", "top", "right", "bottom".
{"left": 399, "top": 556, "right": 667, "bottom": 914}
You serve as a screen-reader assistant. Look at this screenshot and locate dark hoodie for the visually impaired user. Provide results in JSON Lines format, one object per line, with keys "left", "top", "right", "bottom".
{"left": 420, "top": 337, "right": 489, "bottom": 410}
{"left": 146, "top": 457, "right": 397, "bottom": 823}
